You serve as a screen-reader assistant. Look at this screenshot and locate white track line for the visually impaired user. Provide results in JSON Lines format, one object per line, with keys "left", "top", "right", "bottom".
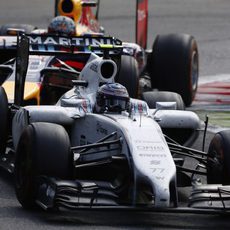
{"left": 198, "top": 74, "right": 230, "bottom": 85}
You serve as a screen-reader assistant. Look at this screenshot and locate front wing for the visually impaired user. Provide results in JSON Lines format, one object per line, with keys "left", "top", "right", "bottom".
{"left": 36, "top": 176, "right": 230, "bottom": 214}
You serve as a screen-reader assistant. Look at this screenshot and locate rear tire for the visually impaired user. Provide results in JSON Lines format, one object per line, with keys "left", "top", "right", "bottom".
{"left": 116, "top": 55, "right": 139, "bottom": 98}
{"left": 141, "top": 91, "right": 185, "bottom": 110}
{"left": 14, "top": 122, "right": 72, "bottom": 209}
{"left": 148, "top": 33, "right": 199, "bottom": 106}
{"left": 207, "top": 130, "right": 230, "bottom": 185}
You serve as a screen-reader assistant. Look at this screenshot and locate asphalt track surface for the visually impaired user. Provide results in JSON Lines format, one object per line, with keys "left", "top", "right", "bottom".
{"left": 0, "top": 0, "right": 230, "bottom": 229}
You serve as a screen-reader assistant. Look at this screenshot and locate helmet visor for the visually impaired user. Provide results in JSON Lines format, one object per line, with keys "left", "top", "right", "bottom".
{"left": 104, "top": 98, "right": 128, "bottom": 112}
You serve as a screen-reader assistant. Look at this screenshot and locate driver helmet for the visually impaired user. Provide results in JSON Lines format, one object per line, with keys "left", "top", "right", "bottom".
{"left": 48, "top": 16, "right": 76, "bottom": 36}
{"left": 95, "top": 83, "right": 130, "bottom": 113}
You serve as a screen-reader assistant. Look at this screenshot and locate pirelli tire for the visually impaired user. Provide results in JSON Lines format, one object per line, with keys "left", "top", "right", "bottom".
{"left": 0, "top": 86, "right": 9, "bottom": 155}
{"left": 116, "top": 55, "right": 139, "bottom": 98}
{"left": 14, "top": 122, "right": 72, "bottom": 209}
{"left": 141, "top": 91, "right": 185, "bottom": 110}
{"left": 0, "top": 24, "right": 36, "bottom": 35}
{"left": 207, "top": 130, "right": 230, "bottom": 185}
{"left": 148, "top": 33, "right": 199, "bottom": 107}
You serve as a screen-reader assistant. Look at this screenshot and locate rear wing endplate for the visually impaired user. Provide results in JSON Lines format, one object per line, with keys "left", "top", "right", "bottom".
{"left": 15, "top": 34, "right": 29, "bottom": 106}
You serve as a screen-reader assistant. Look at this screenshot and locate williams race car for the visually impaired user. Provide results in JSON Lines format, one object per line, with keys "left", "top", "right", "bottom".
{"left": 0, "top": 0, "right": 199, "bottom": 106}
{"left": 0, "top": 35, "right": 229, "bottom": 214}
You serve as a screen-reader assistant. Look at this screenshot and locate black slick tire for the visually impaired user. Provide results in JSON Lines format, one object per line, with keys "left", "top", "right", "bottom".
{"left": 14, "top": 122, "right": 72, "bottom": 209}
{"left": 148, "top": 33, "right": 199, "bottom": 106}
{"left": 207, "top": 130, "right": 230, "bottom": 185}
{"left": 141, "top": 91, "right": 185, "bottom": 110}
{"left": 116, "top": 55, "right": 139, "bottom": 98}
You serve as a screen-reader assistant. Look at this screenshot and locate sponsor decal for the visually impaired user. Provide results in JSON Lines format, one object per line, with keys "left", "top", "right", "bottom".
{"left": 90, "top": 63, "right": 98, "bottom": 73}
{"left": 28, "top": 57, "right": 42, "bottom": 71}
{"left": 131, "top": 101, "right": 148, "bottom": 114}
{"left": 150, "top": 160, "right": 161, "bottom": 165}
{"left": 96, "top": 121, "right": 108, "bottom": 135}
{"left": 150, "top": 168, "right": 165, "bottom": 173}
{"left": 135, "top": 139, "right": 159, "bottom": 144}
{"left": 150, "top": 168, "right": 165, "bottom": 180}
{"left": 136, "top": 145, "right": 164, "bottom": 151}
{"left": 138, "top": 153, "right": 167, "bottom": 158}
{"left": 137, "top": 9, "right": 147, "bottom": 22}
{"left": 80, "top": 99, "right": 92, "bottom": 113}
{"left": 28, "top": 35, "right": 120, "bottom": 46}
{"left": 0, "top": 35, "right": 121, "bottom": 54}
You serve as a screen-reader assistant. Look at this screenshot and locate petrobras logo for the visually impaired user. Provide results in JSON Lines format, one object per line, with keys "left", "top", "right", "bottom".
{"left": 28, "top": 35, "right": 120, "bottom": 46}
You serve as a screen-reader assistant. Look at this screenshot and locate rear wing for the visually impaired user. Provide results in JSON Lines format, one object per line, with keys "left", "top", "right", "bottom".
{"left": 13, "top": 34, "right": 122, "bottom": 106}
{"left": 28, "top": 34, "right": 122, "bottom": 55}
{"left": 0, "top": 34, "right": 121, "bottom": 54}
{"left": 136, "top": 0, "right": 148, "bottom": 49}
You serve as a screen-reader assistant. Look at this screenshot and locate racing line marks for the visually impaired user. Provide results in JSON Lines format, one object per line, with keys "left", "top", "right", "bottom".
{"left": 194, "top": 74, "right": 230, "bottom": 106}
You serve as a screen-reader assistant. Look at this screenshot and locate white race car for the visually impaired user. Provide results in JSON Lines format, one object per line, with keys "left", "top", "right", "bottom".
{"left": 0, "top": 35, "right": 229, "bottom": 213}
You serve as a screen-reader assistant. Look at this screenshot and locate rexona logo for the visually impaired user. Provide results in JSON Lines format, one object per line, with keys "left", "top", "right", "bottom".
{"left": 28, "top": 35, "right": 119, "bottom": 46}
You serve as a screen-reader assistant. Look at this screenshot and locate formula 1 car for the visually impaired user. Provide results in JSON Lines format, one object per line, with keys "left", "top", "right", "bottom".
{"left": 55, "top": 0, "right": 199, "bottom": 107}
{"left": 0, "top": 0, "right": 199, "bottom": 106}
{"left": 0, "top": 35, "right": 229, "bottom": 213}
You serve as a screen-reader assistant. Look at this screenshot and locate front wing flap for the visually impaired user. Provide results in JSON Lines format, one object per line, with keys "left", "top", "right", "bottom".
{"left": 36, "top": 176, "right": 120, "bottom": 210}
{"left": 189, "top": 184, "right": 230, "bottom": 210}
{"left": 36, "top": 177, "right": 230, "bottom": 214}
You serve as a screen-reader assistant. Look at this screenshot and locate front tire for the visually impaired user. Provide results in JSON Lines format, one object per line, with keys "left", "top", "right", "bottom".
{"left": 14, "top": 122, "right": 72, "bottom": 209}
{"left": 148, "top": 33, "right": 199, "bottom": 106}
{"left": 207, "top": 130, "right": 230, "bottom": 185}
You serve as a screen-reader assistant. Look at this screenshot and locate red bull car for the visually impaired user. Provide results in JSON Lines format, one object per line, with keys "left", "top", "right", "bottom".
{"left": 0, "top": 0, "right": 199, "bottom": 106}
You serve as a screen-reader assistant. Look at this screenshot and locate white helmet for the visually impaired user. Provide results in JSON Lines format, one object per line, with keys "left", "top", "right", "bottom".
{"left": 95, "top": 83, "right": 130, "bottom": 113}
